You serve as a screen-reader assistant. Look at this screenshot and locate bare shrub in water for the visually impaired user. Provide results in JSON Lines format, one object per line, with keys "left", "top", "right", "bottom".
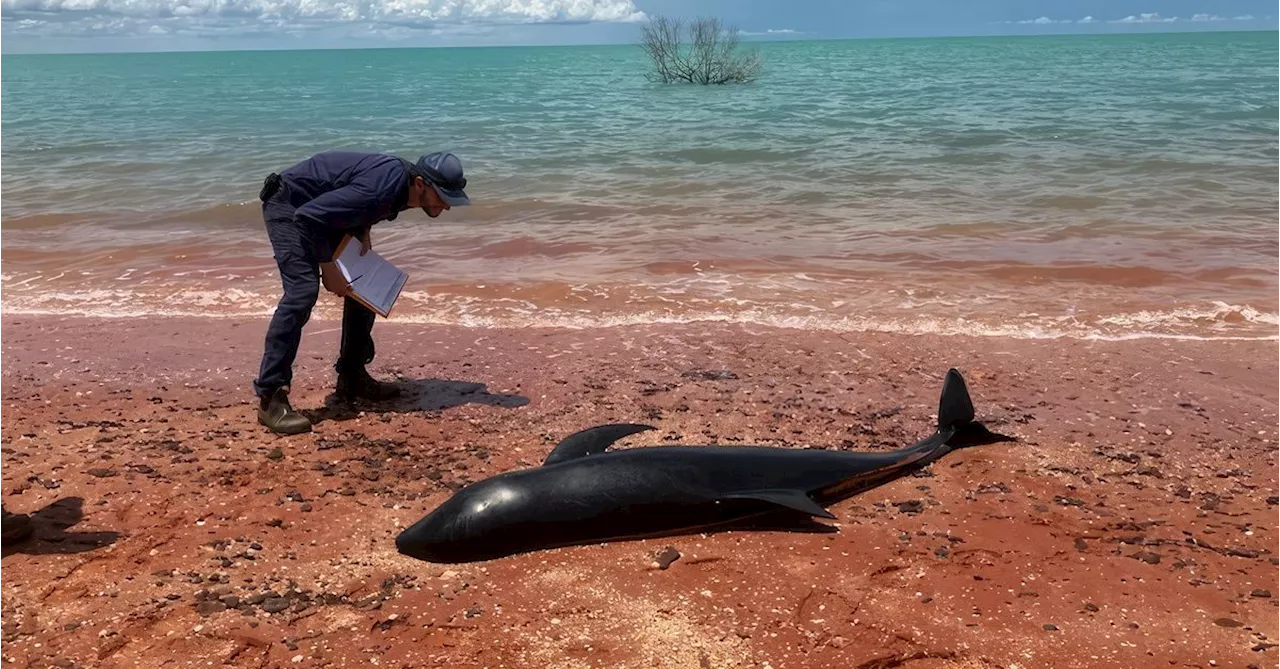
{"left": 640, "top": 16, "right": 763, "bottom": 85}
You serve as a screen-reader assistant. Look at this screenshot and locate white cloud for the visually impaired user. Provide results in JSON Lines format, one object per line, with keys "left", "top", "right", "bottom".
{"left": 1007, "top": 11, "right": 1262, "bottom": 27}
{"left": 1111, "top": 12, "right": 1178, "bottom": 23}
{"left": 0, "top": 0, "right": 647, "bottom": 38}
{"left": 741, "top": 28, "right": 803, "bottom": 36}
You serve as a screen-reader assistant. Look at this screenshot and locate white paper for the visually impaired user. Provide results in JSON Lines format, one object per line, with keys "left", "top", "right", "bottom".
{"left": 334, "top": 237, "right": 408, "bottom": 317}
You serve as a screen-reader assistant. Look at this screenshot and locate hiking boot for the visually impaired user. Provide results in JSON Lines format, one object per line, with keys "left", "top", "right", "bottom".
{"left": 335, "top": 367, "right": 401, "bottom": 402}
{"left": 2, "top": 507, "right": 34, "bottom": 544}
{"left": 257, "top": 387, "right": 312, "bottom": 435}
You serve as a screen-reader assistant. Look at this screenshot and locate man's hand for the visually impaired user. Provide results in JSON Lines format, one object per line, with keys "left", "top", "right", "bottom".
{"left": 319, "top": 262, "right": 352, "bottom": 297}
{"left": 358, "top": 228, "right": 371, "bottom": 256}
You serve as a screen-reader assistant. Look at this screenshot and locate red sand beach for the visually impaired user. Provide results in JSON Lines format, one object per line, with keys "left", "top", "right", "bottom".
{"left": 1, "top": 314, "right": 1277, "bottom": 668}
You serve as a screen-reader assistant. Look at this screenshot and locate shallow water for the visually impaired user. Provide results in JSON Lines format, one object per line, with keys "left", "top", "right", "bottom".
{"left": 3, "top": 32, "right": 1277, "bottom": 339}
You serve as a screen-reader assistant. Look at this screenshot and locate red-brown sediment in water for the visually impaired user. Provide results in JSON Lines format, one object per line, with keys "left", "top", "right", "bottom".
{"left": 1, "top": 315, "right": 1277, "bottom": 668}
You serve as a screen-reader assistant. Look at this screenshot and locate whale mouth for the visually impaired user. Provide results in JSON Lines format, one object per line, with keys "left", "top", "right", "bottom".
{"left": 394, "top": 527, "right": 432, "bottom": 561}
{"left": 394, "top": 512, "right": 454, "bottom": 562}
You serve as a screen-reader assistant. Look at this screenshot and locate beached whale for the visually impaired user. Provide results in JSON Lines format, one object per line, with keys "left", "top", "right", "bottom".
{"left": 395, "top": 368, "right": 1013, "bottom": 563}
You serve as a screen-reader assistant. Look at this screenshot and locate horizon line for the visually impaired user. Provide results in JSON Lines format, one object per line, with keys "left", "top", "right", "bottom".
{"left": 1, "top": 25, "right": 1274, "bottom": 57}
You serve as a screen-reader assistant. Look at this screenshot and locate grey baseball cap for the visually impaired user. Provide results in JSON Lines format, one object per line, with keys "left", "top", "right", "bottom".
{"left": 414, "top": 151, "right": 471, "bottom": 207}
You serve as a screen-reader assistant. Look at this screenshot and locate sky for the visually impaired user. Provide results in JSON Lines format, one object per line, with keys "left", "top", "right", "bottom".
{"left": 1, "top": 0, "right": 1276, "bottom": 54}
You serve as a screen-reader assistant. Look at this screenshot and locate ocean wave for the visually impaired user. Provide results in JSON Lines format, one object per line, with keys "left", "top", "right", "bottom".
{"left": 3, "top": 289, "right": 1274, "bottom": 342}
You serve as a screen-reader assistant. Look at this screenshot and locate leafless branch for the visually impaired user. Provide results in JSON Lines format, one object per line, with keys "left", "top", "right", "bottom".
{"left": 639, "top": 15, "right": 763, "bottom": 85}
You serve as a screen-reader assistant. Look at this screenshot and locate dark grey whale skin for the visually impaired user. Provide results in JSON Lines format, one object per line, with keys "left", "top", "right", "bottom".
{"left": 396, "top": 368, "right": 1013, "bottom": 564}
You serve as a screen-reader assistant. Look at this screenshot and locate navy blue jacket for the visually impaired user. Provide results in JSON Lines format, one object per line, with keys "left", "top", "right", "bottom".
{"left": 279, "top": 151, "right": 409, "bottom": 260}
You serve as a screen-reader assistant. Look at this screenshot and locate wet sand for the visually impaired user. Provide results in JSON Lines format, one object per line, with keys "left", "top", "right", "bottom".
{"left": 1, "top": 314, "right": 1277, "bottom": 668}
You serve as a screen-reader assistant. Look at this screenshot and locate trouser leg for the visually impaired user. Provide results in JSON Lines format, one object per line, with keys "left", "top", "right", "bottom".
{"left": 253, "top": 198, "right": 320, "bottom": 399}
{"left": 336, "top": 295, "right": 376, "bottom": 374}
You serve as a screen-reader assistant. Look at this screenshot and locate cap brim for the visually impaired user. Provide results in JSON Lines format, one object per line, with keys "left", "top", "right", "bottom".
{"left": 430, "top": 183, "right": 471, "bottom": 206}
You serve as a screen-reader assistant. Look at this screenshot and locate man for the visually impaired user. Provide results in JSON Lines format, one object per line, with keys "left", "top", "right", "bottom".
{"left": 254, "top": 150, "right": 470, "bottom": 435}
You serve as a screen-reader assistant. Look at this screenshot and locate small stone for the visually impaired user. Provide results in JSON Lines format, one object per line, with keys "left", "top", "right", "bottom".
{"left": 262, "top": 597, "right": 291, "bottom": 613}
{"left": 266, "top": 448, "right": 284, "bottom": 461}
{"left": 300, "top": 503, "right": 313, "bottom": 513}
{"left": 291, "top": 655, "right": 304, "bottom": 663}
{"left": 86, "top": 468, "right": 116, "bottom": 478}
{"left": 1043, "top": 624, "right": 1059, "bottom": 631}
{"left": 196, "top": 601, "right": 225, "bottom": 617}
{"left": 267, "top": 518, "right": 284, "bottom": 528}
{"left": 1083, "top": 603, "right": 1099, "bottom": 612}
{"left": 934, "top": 545, "right": 950, "bottom": 559}
{"left": 893, "top": 500, "right": 924, "bottom": 515}
{"left": 1213, "top": 618, "right": 1243, "bottom": 628}
{"left": 464, "top": 606, "right": 482, "bottom": 618}
{"left": 1074, "top": 538, "right": 1088, "bottom": 551}
{"left": 1250, "top": 589, "right": 1271, "bottom": 598}
{"left": 220, "top": 595, "right": 241, "bottom": 608}
{"left": 682, "top": 369, "right": 737, "bottom": 381}
{"left": 1266, "top": 496, "right": 1279, "bottom": 506}
{"left": 654, "top": 546, "right": 681, "bottom": 570}
{"left": 1132, "top": 551, "right": 1161, "bottom": 565}
{"left": 1055, "top": 496, "right": 1085, "bottom": 507}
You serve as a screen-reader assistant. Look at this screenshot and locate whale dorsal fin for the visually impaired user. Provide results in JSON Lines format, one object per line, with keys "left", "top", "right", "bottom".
{"left": 542, "top": 423, "right": 657, "bottom": 466}
{"left": 937, "top": 368, "right": 976, "bottom": 431}
{"left": 720, "top": 489, "right": 837, "bottom": 520}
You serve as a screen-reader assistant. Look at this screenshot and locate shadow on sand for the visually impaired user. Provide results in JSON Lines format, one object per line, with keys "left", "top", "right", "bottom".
{"left": 2, "top": 497, "right": 121, "bottom": 557}
{"left": 302, "top": 377, "right": 530, "bottom": 425}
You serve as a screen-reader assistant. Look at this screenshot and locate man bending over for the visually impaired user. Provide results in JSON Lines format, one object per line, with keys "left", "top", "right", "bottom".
{"left": 253, "top": 150, "right": 470, "bottom": 435}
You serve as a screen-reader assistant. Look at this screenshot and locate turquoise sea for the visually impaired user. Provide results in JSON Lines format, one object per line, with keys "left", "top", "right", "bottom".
{"left": 2, "top": 31, "right": 1277, "bottom": 339}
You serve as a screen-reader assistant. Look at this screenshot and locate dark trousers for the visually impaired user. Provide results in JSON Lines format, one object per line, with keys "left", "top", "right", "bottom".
{"left": 253, "top": 185, "right": 376, "bottom": 399}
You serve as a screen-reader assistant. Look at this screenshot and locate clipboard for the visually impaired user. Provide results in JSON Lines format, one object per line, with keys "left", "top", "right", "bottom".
{"left": 332, "top": 234, "right": 409, "bottom": 318}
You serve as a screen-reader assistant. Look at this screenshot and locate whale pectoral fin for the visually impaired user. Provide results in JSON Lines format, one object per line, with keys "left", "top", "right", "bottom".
{"left": 722, "top": 489, "right": 837, "bottom": 520}
{"left": 541, "top": 423, "right": 658, "bottom": 466}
